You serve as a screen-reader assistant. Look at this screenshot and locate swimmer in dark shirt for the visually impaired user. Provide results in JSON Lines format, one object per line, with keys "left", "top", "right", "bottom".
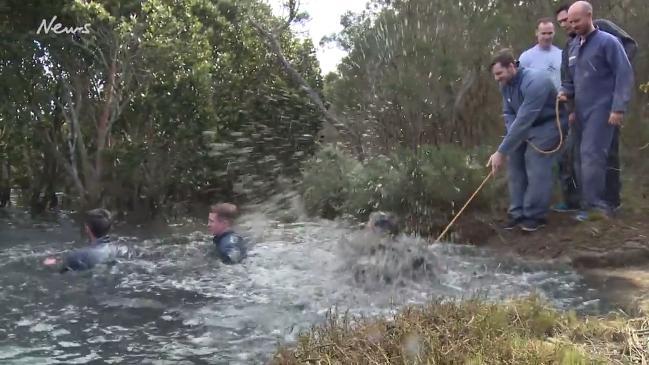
{"left": 208, "top": 202, "right": 246, "bottom": 264}
{"left": 43, "top": 208, "right": 118, "bottom": 273}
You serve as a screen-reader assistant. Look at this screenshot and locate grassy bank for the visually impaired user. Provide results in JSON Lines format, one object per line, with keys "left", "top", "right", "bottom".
{"left": 272, "top": 296, "right": 647, "bottom": 364}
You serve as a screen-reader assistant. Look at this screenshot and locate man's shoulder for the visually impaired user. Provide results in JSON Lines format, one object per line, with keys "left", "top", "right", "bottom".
{"left": 519, "top": 45, "right": 539, "bottom": 60}
{"left": 216, "top": 231, "right": 245, "bottom": 246}
{"left": 520, "top": 68, "right": 553, "bottom": 89}
{"left": 594, "top": 29, "right": 622, "bottom": 44}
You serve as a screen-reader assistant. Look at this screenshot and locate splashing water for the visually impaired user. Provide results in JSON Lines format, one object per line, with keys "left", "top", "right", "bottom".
{"left": 0, "top": 203, "right": 608, "bottom": 363}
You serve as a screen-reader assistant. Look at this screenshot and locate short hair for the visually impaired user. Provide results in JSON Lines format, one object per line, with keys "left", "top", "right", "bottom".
{"left": 210, "top": 203, "right": 239, "bottom": 222}
{"left": 555, "top": 3, "right": 571, "bottom": 15}
{"left": 537, "top": 17, "right": 554, "bottom": 27}
{"left": 368, "top": 211, "right": 399, "bottom": 236}
{"left": 85, "top": 208, "right": 112, "bottom": 237}
{"left": 489, "top": 49, "right": 517, "bottom": 69}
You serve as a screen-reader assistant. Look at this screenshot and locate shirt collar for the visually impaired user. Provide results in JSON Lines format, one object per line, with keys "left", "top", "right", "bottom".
{"left": 507, "top": 67, "right": 525, "bottom": 87}
{"left": 580, "top": 27, "right": 599, "bottom": 45}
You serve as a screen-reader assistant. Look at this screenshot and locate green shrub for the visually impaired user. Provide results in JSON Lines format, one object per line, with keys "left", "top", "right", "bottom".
{"left": 300, "top": 144, "right": 499, "bottom": 235}
{"left": 300, "top": 145, "right": 360, "bottom": 219}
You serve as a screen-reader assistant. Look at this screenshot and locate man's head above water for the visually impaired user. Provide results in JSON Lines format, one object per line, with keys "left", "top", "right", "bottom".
{"left": 366, "top": 211, "right": 399, "bottom": 236}
{"left": 84, "top": 208, "right": 112, "bottom": 241}
{"left": 208, "top": 202, "right": 239, "bottom": 236}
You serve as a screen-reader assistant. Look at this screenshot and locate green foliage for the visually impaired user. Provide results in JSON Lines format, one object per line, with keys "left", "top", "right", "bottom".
{"left": 323, "top": 0, "right": 649, "bottom": 159}
{"left": 300, "top": 144, "right": 495, "bottom": 235}
{"left": 300, "top": 145, "right": 360, "bottom": 219}
{"left": 1, "top": 0, "right": 324, "bottom": 215}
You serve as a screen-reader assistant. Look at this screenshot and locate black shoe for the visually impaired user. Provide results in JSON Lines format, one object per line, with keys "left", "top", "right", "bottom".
{"left": 521, "top": 218, "right": 547, "bottom": 232}
{"left": 503, "top": 217, "right": 523, "bottom": 230}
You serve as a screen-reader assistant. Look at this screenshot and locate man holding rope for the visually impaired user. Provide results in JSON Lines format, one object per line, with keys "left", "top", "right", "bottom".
{"left": 558, "top": 1, "right": 634, "bottom": 221}
{"left": 487, "top": 49, "right": 562, "bottom": 232}
{"left": 556, "top": 1, "right": 636, "bottom": 219}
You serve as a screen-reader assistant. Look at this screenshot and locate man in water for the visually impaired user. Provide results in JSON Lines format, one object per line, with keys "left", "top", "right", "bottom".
{"left": 555, "top": 2, "right": 637, "bottom": 216}
{"left": 558, "top": 1, "right": 634, "bottom": 220}
{"left": 43, "top": 208, "right": 118, "bottom": 273}
{"left": 208, "top": 202, "right": 246, "bottom": 264}
{"left": 349, "top": 211, "right": 439, "bottom": 286}
{"left": 365, "top": 211, "right": 399, "bottom": 237}
{"left": 487, "top": 49, "right": 561, "bottom": 232}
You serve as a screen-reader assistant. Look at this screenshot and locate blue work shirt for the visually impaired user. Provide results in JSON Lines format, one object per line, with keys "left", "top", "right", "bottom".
{"left": 213, "top": 231, "right": 246, "bottom": 264}
{"left": 498, "top": 67, "right": 561, "bottom": 155}
{"left": 561, "top": 28, "right": 634, "bottom": 117}
{"left": 60, "top": 236, "right": 118, "bottom": 273}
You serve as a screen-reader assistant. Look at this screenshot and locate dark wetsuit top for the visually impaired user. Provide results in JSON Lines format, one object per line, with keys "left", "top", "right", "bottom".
{"left": 213, "top": 231, "right": 246, "bottom": 264}
{"left": 60, "top": 236, "right": 118, "bottom": 273}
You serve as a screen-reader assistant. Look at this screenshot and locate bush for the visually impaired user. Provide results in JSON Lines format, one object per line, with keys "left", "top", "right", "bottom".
{"left": 300, "top": 144, "right": 499, "bottom": 235}
{"left": 300, "top": 145, "right": 360, "bottom": 219}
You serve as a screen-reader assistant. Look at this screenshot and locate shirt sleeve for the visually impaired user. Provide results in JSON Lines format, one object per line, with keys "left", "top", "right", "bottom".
{"left": 498, "top": 75, "right": 553, "bottom": 155}
{"left": 60, "top": 249, "right": 91, "bottom": 272}
{"left": 518, "top": 50, "right": 531, "bottom": 68}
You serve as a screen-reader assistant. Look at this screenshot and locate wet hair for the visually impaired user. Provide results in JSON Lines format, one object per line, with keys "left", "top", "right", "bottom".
{"left": 489, "top": 49, "right": 517, "bottom": 69}
{"left": 555, "top": 3, "right": 571, "bottom": 16}
{"left": 536, "top": 17, "right": 554, "bottom": 27}
{"left": 368, "top": 211, "right": 399, "bottom": 236}
{"left": 85, "top": 208, "right": 112, "bottom": 237}
{"left": 210, "top": 202, "right": 239, "bottom": 222}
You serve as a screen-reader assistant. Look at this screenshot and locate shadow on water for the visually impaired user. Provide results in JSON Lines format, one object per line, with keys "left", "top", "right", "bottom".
{"left": 0, "top": 201, "right": 626, "bottom": 364}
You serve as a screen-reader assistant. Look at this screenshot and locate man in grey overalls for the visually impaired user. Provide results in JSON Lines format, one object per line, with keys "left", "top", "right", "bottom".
{"left": 487, "top": 50, "right": 562, "bottom": 232}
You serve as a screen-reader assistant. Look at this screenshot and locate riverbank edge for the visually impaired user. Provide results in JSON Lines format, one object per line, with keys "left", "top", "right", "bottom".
{"left": 450, "top": 209, "right": 649, "bottom": 316}
{"left": 270, "top": 295, "right": 648, "bottom": 364}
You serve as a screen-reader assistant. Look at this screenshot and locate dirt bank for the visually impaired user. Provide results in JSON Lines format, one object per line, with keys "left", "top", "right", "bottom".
{"left": 453, "top": 208, "right": 649, "bottom": 314}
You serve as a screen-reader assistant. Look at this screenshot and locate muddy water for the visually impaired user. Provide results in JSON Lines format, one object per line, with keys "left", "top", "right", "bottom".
{"left": 0, "top": 206, "right": 612, "bottom": 364}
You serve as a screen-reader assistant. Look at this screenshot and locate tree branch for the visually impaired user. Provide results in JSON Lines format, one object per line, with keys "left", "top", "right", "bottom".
{"left": 250, "top": 19, "right": 365, "bottom": 160}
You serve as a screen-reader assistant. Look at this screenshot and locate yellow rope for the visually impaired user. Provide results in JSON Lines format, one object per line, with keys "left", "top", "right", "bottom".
{"left": 434, "top": 170, "right": 493, "bottom": 243}
{"left": 434, "top": 99, "right": 564, "bottom": 243}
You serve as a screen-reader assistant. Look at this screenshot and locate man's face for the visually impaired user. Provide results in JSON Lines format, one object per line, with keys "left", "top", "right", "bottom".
{"left": 568, "top": 7, "right": 591, "bottom": 36}
{"left": 208, "top": 213, "right": 227, "bottom": 236}
{"left": 556, "top": 10, "right": 571, "bottom": 32}
{"left": 491, "top": 63, "right": 516, "bottom": 86}
{"left": 536, "top": 22, "right": 555, "bottom": 48}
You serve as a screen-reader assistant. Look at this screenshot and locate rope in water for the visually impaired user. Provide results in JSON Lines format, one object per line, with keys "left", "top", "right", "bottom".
{"left": 434, "top": 98, "right": 564, "bottom": 243}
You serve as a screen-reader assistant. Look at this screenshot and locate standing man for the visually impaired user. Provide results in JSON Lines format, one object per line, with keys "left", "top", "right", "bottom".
{"left": 559, "top": 1, "right": 634, "bottom": 220}
{"left": 487, "top": 49, "right": 561, "bottom": 232}
{"left": 556, "top": 2, "right": 637, "bottom": 213}
{"left": 519, "top": 17, "right": 580, "bottom": 212}
{"left": 519, "top": 18, "right": 563, "bottom": 90}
